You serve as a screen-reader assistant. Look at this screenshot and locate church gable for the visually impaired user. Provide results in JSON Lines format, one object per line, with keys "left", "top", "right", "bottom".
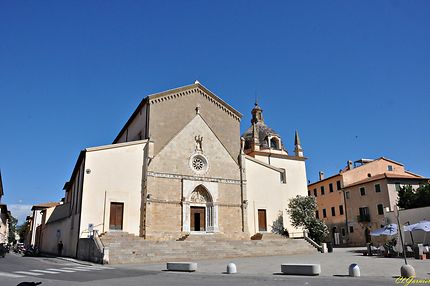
{"left": 148, "top": 83, "right": 242, "bottom": 163}
{"left": 149, "top": 115, "right": 240, "bottom": 180}
{"left": 113, "top": 82, "right": 242, "bottom": 163}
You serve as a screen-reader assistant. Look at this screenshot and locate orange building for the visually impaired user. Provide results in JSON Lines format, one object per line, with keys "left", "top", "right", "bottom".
{"left": 308, "top": 157, "right": 428, "bottom": 246}
{"left": 308, "top": 173, "right": 346, "bottom": 245}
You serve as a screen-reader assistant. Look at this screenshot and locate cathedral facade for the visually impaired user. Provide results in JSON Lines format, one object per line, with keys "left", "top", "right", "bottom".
{"left": 41, "top": 82, "right": 308, "bottom": 257}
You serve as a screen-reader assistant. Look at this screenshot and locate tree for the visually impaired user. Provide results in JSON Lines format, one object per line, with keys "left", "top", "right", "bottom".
{"left": 306, "top": 218, "right": 329, "bottom": 245}
{"left": 271, "top": 211, "right": 289, "bottom": 237}
{"left": 8, "top": 214, "right": 17, "bottom": 244}
{"left": 287, "top": 195, "right": 328, "bottom": 244}
{"left": 397, "top": 185, "right": 416, "bottom": 209}
{"left": 398, "top": 183, "right": 430, "bottom": 209}
{"left": 17, "top": 221, "right": 30, "bottom": 243}
{"left": 414, "top": 183, "right": 430, "bottom": 208}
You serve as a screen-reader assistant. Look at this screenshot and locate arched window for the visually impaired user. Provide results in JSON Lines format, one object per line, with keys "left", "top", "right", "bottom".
{"left": 270, "top": 137, "right": 280, "bottom": 149}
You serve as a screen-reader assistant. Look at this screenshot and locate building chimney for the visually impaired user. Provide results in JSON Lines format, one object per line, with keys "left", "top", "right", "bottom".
{"left": 319, "top": 171, "right": 325, "bottom": 181}
{"left": 347, "top": 160, "right": 353, "bottom": 170}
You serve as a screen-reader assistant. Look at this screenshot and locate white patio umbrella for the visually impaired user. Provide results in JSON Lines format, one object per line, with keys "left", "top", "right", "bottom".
{"left": 370, "top": 224, "right": 398, "bottom": 236}
{"left": 404, "top": 220, "right": 430, "bottom": 244}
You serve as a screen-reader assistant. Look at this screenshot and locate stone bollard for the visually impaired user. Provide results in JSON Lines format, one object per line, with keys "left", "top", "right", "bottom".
{"left": 348, "top": 263, "right": 360, "bottom": 277}
{"left": 226, "top": 263, "right": 237, "bottom": 274}
{"left": 400, "top": 264, "right": 415, "bottom": 278}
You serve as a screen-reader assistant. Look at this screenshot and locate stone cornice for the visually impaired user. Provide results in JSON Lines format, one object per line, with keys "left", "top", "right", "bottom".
{"left": 147, "top": 171, "right": 242, "bottom": 185}
{"left": 148, "top": 199, "right": 241, "bottom": 208}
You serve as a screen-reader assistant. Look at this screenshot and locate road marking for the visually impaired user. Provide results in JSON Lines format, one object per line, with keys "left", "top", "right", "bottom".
{"left": 46, "top": 268, "right": 76, "bottom": 273}
{"left": 74, "top": 266, "right": 105, "bottom": 271}
{"left": 94, "top": 266, "right": 115, "bottom": 270}
{"left": 4, "top": 265, "right": 115, "bottom": 279}
{"left": 61, "top": 267, "right": 92, "bottom": 272}
{"left": 0, "top": 271, "right": 26, "bottom": 278}
{"left": 31, "top": 269, "right": 60, "bottom": 274}
{"left": 14, "top": 271, "right": 44, "bottom": 276}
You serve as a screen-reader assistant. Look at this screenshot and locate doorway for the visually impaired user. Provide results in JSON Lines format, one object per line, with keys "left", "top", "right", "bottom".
{"left": 109, "top": 202, "right": 124, "bottom": 230}
{"left": 190, "top": 206, "right": 205, "bottom": 231}
{"left": 258, "top": 209, "right": 267, "bottom": 232}
{"left": 365, "top": 227, "right": 371, "bottom": 243}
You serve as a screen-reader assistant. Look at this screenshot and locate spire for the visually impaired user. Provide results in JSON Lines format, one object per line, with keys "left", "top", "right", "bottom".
{"left": 0, "top": 169, "right": 3, "bottom": 198}
{"left": 251, "top": 102, "right": 264, "bottom": 124}
{"left": 294, "top": 130, "right": 304, "bottom": 157}
{"left": 294, "top": 130, "right": 301, "bottom": 146}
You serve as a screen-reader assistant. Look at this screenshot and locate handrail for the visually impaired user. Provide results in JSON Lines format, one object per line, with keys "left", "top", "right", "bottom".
{"left": 303, "top": 230, "right": 322, "bottom": 251}
{"left": 80, "top": 223, "right": 104, "bottom": 237}
{"left": 93, "top": 230, "right": 105, "bottom": 249}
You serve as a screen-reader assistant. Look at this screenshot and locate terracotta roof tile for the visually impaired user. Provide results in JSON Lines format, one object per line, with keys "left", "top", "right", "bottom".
{"left": 31, "top": 202, "right": 60, "bottom": 210}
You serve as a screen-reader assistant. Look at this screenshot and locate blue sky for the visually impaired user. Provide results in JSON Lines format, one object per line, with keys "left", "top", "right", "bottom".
{"left": 1, "top": 1, "right": 429, "bottom": 224}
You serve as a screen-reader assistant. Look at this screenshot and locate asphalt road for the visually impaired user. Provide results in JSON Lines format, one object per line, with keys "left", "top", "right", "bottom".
{"left": 0, "top": 253, "right": 400, "bottom": 286}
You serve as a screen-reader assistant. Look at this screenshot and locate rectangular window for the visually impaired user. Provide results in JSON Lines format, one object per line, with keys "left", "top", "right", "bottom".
{"left": 349, "top": 226, "right": 354, "bottom": 233}
{"left": 322, "top": 208, "right": 327, "bottom": 218}
{"left": 329, "top": 183, "right": 334, "bottom": 193}
{"left": 341, "top": 228, "right": 346, "bottom": 236}
{"left": 377, "top": 204, "right": 384, "bottom": 215}
{"left": 321, "top": 186, "right": 325, "bottom": 195}
{"left": 387, "top": 165, "right": 393, "bottom": 171}
{"left": 314, "top": 188, "right": 317, "bottom": 197}
{"left": 358, "top": 207, "right": 370, "bottom": 222}
{"left": 308, "top": 190, "right": 311, "bottom": 196}
{"left": 336, "top": 180, "right": 341, "bottom": 190}
{"left": 345, "top": 191, "right": 350, "bottom": 199}
{"left": 315, "top": 210, "right": 319, "bottom": 219}
{"left": 339, "top": 205, "right": 344, "bottom": 215}
{"left": 360, "top": 187, "right": 366, "bottom": 196}
{"left": 331, "top": 207, "right": 336, "bottom": 216}
{"left": 375, "top": 184, "right": 381, "bottom": 193}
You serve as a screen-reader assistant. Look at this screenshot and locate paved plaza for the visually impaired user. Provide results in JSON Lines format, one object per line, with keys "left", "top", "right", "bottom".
{"left": 0, "top": 247, "right": 429, "bottom": 286}
{"left": 121, "top": 247, "right": 430, "bottom": 279}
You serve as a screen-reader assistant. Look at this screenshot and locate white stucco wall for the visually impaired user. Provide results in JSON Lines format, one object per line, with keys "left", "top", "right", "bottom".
{"left": 30, "top": 210, "right": 43, "bottom": 246}
{"left": 0, "top": 213, "right": 8, "bottom": 244}
{"left": 79, "top": 140, "right": 147, "bottom": 237}
{"left": 244, "top": 158, "right": 285, "bottom": 235}
{"left": 385, "top": 206, "right": 430, "bottom": 245}
{"left": 249, "top": 155, "right": 308, "bottom": 237}
{"left": 40, "top": 205, "right": 79, "bottom": 257}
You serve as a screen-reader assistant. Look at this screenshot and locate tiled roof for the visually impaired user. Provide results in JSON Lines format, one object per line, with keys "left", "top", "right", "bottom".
{"left": 31, "top": 202, "right": 60, "bottom": 211}
{"left": 344, "top": 173, "right": 427, "bottom": 188}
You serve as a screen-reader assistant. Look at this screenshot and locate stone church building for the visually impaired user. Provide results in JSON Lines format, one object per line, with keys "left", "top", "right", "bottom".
{"left": 40, "top": 82, "right": 308, "bottom": 258}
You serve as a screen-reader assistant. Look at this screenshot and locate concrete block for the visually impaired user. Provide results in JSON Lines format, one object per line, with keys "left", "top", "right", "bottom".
{"left": 281, "top": 264, "right": 321, "bottom": 276}
{"left": 167, "top": 262, "right": 197, "bottom": 272}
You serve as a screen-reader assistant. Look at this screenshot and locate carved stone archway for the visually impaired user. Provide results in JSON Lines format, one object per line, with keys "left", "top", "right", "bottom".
{"left": 182, "top": 181, "right": 219, "bottom": 233}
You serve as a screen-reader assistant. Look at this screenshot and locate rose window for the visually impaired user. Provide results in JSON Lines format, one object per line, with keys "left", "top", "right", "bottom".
{"left": 190, "top": 154, "right": 208, "bottom": 174}
{"left": 192, "top": 157, "right": 205, "bottom": 170}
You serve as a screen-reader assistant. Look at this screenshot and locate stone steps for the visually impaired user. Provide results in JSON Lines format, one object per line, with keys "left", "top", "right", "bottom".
{"left": 100, "top": 233, "right": 316, "bottom": 264}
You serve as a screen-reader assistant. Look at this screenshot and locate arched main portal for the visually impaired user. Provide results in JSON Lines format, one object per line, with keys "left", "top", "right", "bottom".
{"left": 190, "top": 186, "right": 211, "bottom": 232}
{"left": 182, "top": 183, "right": 219, "bottom": 233}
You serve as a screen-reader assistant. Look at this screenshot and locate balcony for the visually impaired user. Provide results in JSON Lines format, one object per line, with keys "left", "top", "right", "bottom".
{"left": 357, "top": 214, "right": 370, "bottom": 222}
